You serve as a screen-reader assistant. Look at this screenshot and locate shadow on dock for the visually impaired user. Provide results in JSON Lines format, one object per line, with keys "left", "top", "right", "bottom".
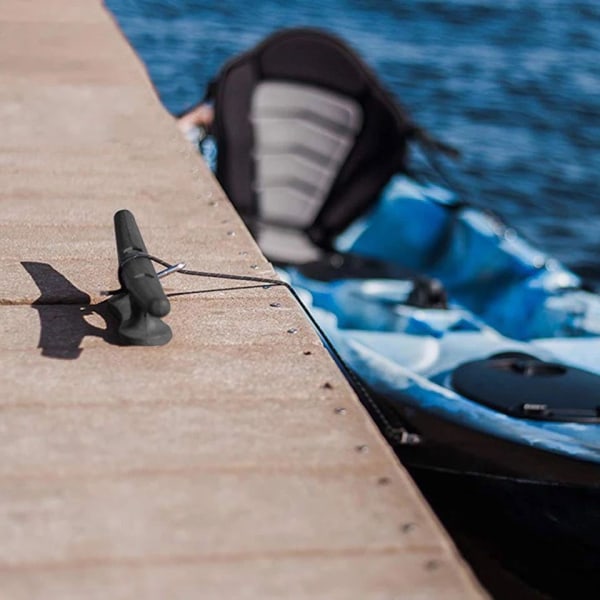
{"left": 22, "top": 261, "right": 119, "bottom": 359}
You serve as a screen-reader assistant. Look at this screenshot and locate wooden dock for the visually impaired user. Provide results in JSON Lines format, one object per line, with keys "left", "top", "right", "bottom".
{"left": 0, "top": 1, "right": 485, "bottom": 598}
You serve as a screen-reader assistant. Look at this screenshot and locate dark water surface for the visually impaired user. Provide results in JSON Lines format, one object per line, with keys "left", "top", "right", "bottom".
{"left": 107, "top": 0, "right": 599, "bottom": 284}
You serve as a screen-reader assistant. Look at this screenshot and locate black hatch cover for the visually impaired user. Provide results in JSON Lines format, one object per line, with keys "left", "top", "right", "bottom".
{"left": 451, "top": 352, "right": 600, "bottom": 423}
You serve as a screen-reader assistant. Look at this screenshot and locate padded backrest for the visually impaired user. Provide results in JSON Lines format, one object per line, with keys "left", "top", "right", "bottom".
{"left": 210, "top": 28, "right": 415, "bottom": 262}
{"left": 251, "top": 81, "right": 363, "bottom": 228}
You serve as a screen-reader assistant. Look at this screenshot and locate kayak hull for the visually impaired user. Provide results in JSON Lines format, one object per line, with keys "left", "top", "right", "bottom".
{"left": 412, "top": 466, "right": 600, "bottom": 598}
{"left": 377, "top": 397, "right": 600, "bottom": 597}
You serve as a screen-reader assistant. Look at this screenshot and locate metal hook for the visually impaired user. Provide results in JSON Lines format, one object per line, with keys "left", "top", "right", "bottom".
{"left": 157, "top": 262, "right": 186, "bottom": 279}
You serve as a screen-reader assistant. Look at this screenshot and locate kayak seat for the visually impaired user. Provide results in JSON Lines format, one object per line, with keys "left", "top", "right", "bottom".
{"left": 206, "top": 28, "right": 420, "bottom": 264}
{"left": 250, "top": 81, "right": 363, "bottom": 261}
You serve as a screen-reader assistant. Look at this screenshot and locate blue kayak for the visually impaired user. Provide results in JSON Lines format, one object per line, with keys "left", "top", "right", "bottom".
{"left": 274, "top": 174, "right": 600, "bottom": 596}
{"left": 281, "top": 174, "right": 600, "bottom": 468}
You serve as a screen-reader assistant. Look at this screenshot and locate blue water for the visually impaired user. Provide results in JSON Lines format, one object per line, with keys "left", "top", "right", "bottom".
{"left": 106, "top": 0, "right": 599, "bottom": 282}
